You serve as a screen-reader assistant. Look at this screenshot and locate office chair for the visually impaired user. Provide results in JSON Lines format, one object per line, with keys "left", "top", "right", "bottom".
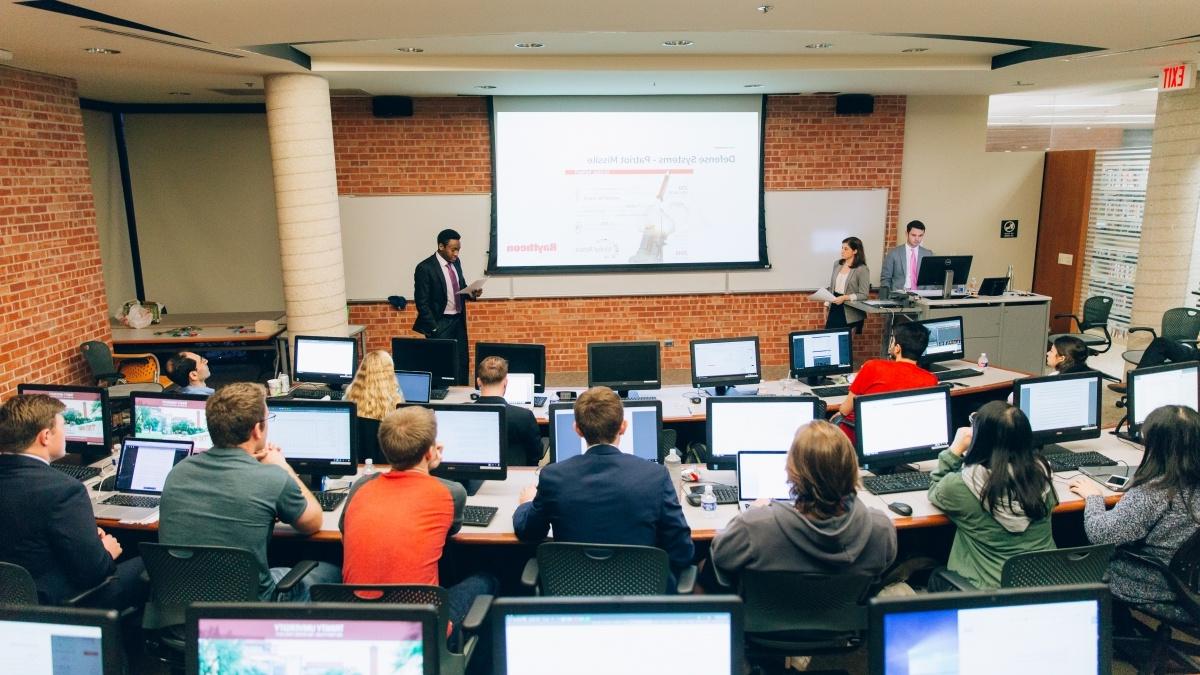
{"left": 520, "top": 542, "right": 697, "bottom": 596}
{"left": 1111, "top": 529, "right": 1200, "bottom": 675}
{"left": 928, "top": 543, "right": 1114, "bottom": 591}
{"left": 1122, "top": 307, "right": 1200, "bottom": 367}
{"left": 310, "top": 584, "right": 491, "bottom": 675}
{"left": 0, "top": 561, "right": 120, "bottom": 607}
{"left": 80, "top": 341, "right": 166, "bottom": 397}
{"left": 657, "top": 428, "right": 677, "bottom": 462}
{"left": 1050, "top": 295, "right": 1114, "bottom": 355}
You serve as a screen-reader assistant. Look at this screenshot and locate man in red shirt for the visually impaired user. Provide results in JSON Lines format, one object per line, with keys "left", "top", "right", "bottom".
{"left": 837, "top": 322, "right": 938, "bottom": 443}
{"left": 340, "top": 406, "right": 495, "bottom": 629}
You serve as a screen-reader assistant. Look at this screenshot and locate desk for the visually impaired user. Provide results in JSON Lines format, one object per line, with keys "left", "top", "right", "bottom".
{"left": 112, "top": 311, "right": 287, "bottom": 379}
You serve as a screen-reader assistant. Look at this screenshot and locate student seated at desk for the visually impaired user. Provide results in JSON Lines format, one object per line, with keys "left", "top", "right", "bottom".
{"left": 343, "top": 350, "right": 404, "bottom": 464}
{"left": 513, "top": 387, "right": 694, "bottom": 574}
{"left": 837, "top": 322, "right": 937, "bottom": 443}
{"left": 475, "top": 355, "right": 543, "bottom": 466}
{"left": 166, "top": 351, "right": 214, "bottom": 395}
{"left": 928, "top": 401, "right": 1057, "bottom": 589}
{"left": 1047, "top": 335, "right": 1092, "bottom": 375}
{"left": 1069, "top": 405, "right": 1200, "bottom": 626}
{"left": 340, "top": 406, "right": 496, "bottom": 630}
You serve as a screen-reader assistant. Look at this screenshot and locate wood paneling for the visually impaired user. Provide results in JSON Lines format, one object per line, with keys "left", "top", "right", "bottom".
{"left": 1033, "top": 150, "right": 1094, "bottom": 334}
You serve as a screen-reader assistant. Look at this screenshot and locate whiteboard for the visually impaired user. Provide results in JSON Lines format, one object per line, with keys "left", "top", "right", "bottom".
{"left": 339, "top": 189, "right": 887, "bottom": 300}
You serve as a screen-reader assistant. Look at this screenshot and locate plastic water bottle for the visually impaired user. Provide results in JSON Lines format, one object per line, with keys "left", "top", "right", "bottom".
{"left": 977, "top": 352, "right": 989, "bottom": 369}
{"left": 701, "top": 484, "right": 717, "bottom": 514}
{"left": 664, "top": 447, "right": 682, "bottom": 496}
{"left": 364, "top": 458, "right": 375, "bottom": 476}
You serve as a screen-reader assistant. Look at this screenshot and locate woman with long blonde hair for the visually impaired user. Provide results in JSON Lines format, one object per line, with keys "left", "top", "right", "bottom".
{"left": 344, "top": 350, "right": 404, "bottom": 462}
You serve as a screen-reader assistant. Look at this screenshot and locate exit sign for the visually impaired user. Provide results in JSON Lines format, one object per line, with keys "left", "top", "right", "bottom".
{"left": 1161, "top": 63, "right": 1196, "bottom": 91}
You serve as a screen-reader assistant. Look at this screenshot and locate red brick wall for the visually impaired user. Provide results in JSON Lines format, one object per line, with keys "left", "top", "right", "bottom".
{"left": 338, "top": 95, "right": 905, "bottom": 377}
{"left": 0, "top": 66, "right": 111, "bottom": 396}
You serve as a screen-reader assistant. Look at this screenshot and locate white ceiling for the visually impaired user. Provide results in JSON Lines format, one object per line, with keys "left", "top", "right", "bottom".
{"left": 0, "top": 0, "right": 1196, "bottom": 102}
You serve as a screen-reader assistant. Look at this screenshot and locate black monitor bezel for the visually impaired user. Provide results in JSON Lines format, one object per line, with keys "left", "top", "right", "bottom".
{"left": 689, "top": 336, "right": 762, "bottom": 390}
{"left": 186, "top": 602, "right": 440, "bottom": 675}
{"left": 787, "top": 328, "right": 854, "bottom": 380}
{"left": 868, "top": 584, "right": 1111, "bottom": 675}
{"left": 0, "top": 605, "right": 123, "bottom": 675}
{"left": 586, "top": 340, "right": 662, "bottom": 392}
{"left": 1128, "top": 360, "right": 1200, "bottom": 434}
{"left": 398, "top": 402, "right": 508, "bottom": 481}
{"left": 130, "top": 391, "right": 211, "bottom": 451}
{"left": 395, "top": 369, "right": 433, "bottom": 403}
{"left": 292, "top": 334, "right": 359, "bottom": 388}
{"left": 492, "top": 596, "right": 743, "bottom": 675}
{"left": 547, "top": 399, "right": 664, "bottom": 463}
{"left": 705, "top": 396, "right": 826, "bottom": 469}
{"left": 853, "top": 385, "right": 952, "bottom": 470}
{"left": 912, "top": 314, "right": 966, "bottom": 366}
{"left": 17, "top": 383, "right": 112, "bottom": 458}
{"left": 474, "top": 342, "right": 547, "bottom": 393}
{"left": 1013, "top": 370, "right": 1103, "bottom": 447}
{"left": 392, "top": 337, "right": 460, "bottom": 389}
{"left": 265, "top": 399, "right": 359, "bottom": 477}
{"left": 915, "top": 254, "right": 973, "bottom": 287}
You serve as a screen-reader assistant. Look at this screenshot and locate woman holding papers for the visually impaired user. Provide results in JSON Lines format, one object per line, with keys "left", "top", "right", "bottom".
{"left": 824, "top": 236, "right": 870, "bottom": 331}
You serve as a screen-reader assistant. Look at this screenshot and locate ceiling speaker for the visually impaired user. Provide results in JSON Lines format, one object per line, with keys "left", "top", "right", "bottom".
{"left": 835, "top": 94, "right": 874, "bottom": 115}
{"left": 372, "top": 96, "right": 414, "bottom": 118}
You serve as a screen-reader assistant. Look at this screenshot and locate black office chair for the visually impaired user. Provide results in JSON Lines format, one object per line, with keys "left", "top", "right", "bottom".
{"left": 80, "top": 340, "right": 165, "bottom": 399}
{"left": 1122, "top": 307, "right": 1200, "bottom": 367}
{"left": 657, "top": 428, "right": 677, "bottom": 463}
{"left": 520, "top": 542, "right": 697, "bottom": 596}
{"left": 928, "top": 543, "right": 1114, "bottom": 591}
{"left": 0, "top": 561, "right": 119, "bottom": 607}
{"left": 1050, "top": 296, "right": 1115, "bottom": 355}
{"left": 310, "top": 584, "right": 491, "bottom": 675}
{"left": 1111, "top": 529, "right": 1200, "bottom": 674}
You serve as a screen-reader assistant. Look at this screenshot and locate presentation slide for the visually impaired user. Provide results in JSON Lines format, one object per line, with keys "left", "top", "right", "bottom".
{"left": 134, "top": 398, "right": 211, "bottom": 451}
{"left": 492, "top": 96, "right": 765, "bottom": 272}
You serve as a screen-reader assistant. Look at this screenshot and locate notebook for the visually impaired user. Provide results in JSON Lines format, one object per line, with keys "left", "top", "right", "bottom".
{"left": 91, "top": 438, "right": 193, "bottom": 521}
{"left": 736, "top": 450, "right": 793, "bottom": 510}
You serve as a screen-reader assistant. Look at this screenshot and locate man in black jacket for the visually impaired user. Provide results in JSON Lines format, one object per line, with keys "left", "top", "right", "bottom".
{"left": 475, "top": 356, "right": 544, "bottom": 466}
{"left": 413, "top": 228, "right": 481, "bottom": 384}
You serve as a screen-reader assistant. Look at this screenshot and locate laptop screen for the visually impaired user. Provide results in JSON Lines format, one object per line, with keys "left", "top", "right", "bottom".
{"left": 736, "top": 451, "right": 792, "bottom": 501}
{"left": 396, "top": 370, "right": 432, "bottom": 403}
{"left": 115, "top": 438, "right": 192, "bottom": 494}
{"left": 503, "top": 373, "right": 536, "bottom": 405}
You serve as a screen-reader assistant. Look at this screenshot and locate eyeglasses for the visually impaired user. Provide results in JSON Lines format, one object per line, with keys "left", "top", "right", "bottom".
{"left": 263, "top": 413, "right": 276, "bottom": 423}
{"left": 968, "top": 411, "right": 977, "bottom": 425}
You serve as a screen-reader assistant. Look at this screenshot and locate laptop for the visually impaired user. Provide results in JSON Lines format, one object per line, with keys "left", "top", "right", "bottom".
{"left": 736, "top": 450, "right": 793, "bottom": 510}
{"left": 978, "top": 277, "right": 1009, "bottom": 296}
{"left": 503, "top": 372, "right": 536, "bottom": 405}
{"left": 396, "top": 370, "right": 433, "bottom": 404}
{"left": 92, "top": 438, "right": 193, "bottom": 521}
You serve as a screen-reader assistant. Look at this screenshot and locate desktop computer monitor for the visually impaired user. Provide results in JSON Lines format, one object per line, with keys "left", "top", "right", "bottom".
{"left": 706, "top": 396, "right": 825, "bottom": 469}
{"left": 131, "top": 392, "right": 212, "bottom": 452}
{"left": 869, "top": 584, "right": 1110, "bottom": 675}
{"left": 187, "top": 603, "right": 440, "bottom": 675}
{"left": 854, "top": 385, "right": 952, "bottom": 472}
{"left": 392, "top": 337, "right": 459, "bottom": 390}
{"left": 17, "top": 383, "right": 111, "bottom": 459}
{"left": 492, "top": 596, "right": 743, "bottom": 675}
{"left": 265, "top": 399, "right": 357, "bottom": 486}
{"left": 587, "top": 341, "right": 661, "bottom": 397}
{"left": 1013, "top": 371, "right": 1102, "bottom": 453}
{"left": 399, "top": 403, "right": 508, "bottom": 481}
{"left": 475, "top": 342, "right": 547, "bottom": 393}
{"left": 548, "top": 399, "right": 662, "bottom": 463}
{"left": 788, "top": 328, "right": 853, "bottom": 385}
{"left": 0, "top": 605, "right": 123, "bottom": 675}
{"left": 915, "top": 255, "right": 973, "bottom": 292}
{"left": 292, "top": 335, "right": 358, "bottom": 389}
{"left": 690, "top": 336, "right": 761, "bottom": 394}
{"left": 912, "top": 315, "right": 966, "bottom": 371}
{"left": 1128, "top": 360, "right": 1200, "bottom": 435}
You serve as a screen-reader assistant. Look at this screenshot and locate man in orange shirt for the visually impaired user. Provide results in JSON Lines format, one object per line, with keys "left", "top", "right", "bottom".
{"left": 837, "top": 322, "right": 938, "bottom": 443}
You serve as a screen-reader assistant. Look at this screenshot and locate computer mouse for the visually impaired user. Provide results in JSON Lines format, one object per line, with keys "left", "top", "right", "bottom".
{"left": 689, "top": 396, "right": 702, "bottom": 404}
{"left": 686, "top": 492, "right": 703, "bottom": 507}
{"left": 887, "top": 502, "right": 913, "bottom": 517}
{"left": 469, "top": 392, "right": 479, "bottom": 401}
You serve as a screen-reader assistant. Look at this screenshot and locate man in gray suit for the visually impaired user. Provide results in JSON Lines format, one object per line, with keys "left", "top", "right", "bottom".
{"left": 880, "top": 220, "right": 934, "bottom": 293}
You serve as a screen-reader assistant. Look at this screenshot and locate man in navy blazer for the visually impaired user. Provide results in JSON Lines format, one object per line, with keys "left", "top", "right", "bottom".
{"left": 0, "top": 394, "right": 146, "bottom": 608}
{"left": 512, "top": 387, "right": 694, "bottom": 572}
{"left": 412, "top": 228, "right": 481, "bottom": 384}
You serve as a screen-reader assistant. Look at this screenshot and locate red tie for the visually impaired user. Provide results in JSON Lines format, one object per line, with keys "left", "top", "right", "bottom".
{"left": 447, "top": 262, "right": 463, "bottom": 312}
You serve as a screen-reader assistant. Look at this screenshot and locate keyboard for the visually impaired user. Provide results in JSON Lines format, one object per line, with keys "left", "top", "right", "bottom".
{"left": 292, "top": 388, "right": 345, "bottom": 400}
{"left": 688, "top": 483, "right": 739, "bottom": 505}
{"left": 314, "top": 491, "right": 347, "bottom": 511}
{"left": 1045, "top": 451, "right": 1117, "bottom": 472}
{"left": 862, "top": 472, "right": 934, "bottom": 495}
{"left": 933, "top": 368, "right": 984, "bottom": 382}
{"left": 462, "top": 504, "right": 498, "bottom": 527}
{"left": 431, "top": 389, "right": 449, "bottom": 401}
{"left": 534, "top": 396, "right": 548, "bottom": 407}
{"left": 52, "top": 464, "right": 101, "bottom": 481}
{"left": 810, "top": 385, "right": 850, "bottom": 398}
{"left": 101, "top": 494, "right": 161, "bottom": 508}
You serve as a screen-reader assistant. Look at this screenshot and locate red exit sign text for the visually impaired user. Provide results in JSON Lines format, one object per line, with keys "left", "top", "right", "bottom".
{"left": 1161, "top": 63, "right": 1196, "bottom": 91}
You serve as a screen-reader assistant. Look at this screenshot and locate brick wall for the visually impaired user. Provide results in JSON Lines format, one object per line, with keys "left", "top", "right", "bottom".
{"left": 0, "top": 66, "right": 111, "bottom": 396}
{"left": 338, "top": 95, "right": 905, "bottom": 377}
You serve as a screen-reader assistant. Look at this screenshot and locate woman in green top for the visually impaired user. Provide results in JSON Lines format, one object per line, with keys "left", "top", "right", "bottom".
{"left": 928, "top": 401, "right": 1058, "bottom": 588}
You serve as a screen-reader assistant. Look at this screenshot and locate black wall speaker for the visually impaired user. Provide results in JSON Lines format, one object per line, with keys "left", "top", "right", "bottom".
{"left": 372, "top": 96, "right": 414, "bottom": 118}
{"left": 835, "top": 94, "right": 874, "bottom": 115}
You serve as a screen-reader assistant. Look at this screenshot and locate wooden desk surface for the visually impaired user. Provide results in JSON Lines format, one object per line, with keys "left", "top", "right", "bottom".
{"left": 112, "top": 325, "right": 285, "bottom": 345}
{"left": 110, "top": 311, "right": 285, "bottom": 329}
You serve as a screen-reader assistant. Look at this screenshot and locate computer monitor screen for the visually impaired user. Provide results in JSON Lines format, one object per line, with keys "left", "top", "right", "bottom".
{"left": 17, "top": 384, "right": 111, "bottom": 457}
{"left": 1129, "top": 361, "right": 1200, "bottom": 432}
{"left": 548, "top": 400, "right": 662, "bottom": 463}
{"left": 870, "top": 585, "right": 1110, "bottom": 675}
{"left": 396, "top": 370, "right": 433, "bottom": 404}
{"left": 293, "top": 335, "right": 358, "bottom": 388}
{"left": 475, "top": 342, "right": 547, "bottom": 393}
{"left": 265, "top": 400, "right": 357, "bottom": 477}
{"left": 915, "top": 255, "right": 973, "bottom": 287}
{"left": 737, "top": 450, "right": 792, "bottom": 502}
{"left": 399, "top": 403, "right": 508, "bottom": 481}
{"left": 504, "top": 372, "right": 536, "bottom": 405}
{"left": 1013, "top": 371, "right": 1102, "bottom": 449}
{"left": 788, "top": 329, "right": 853, "bottom": 384}
{"left": 706, "top": 397, "right": 824, "bottom": 468}
{"left": 587, "top": 341, "right": 661, "bottom": 394}
{"left": 854, "top": 386, "right": 952, "bottom": 469}
{"left": 115, "top": 438, "right": 192, "bottom": 494}
{"left": 0, "top": 606, "right": 122, "bottom": 675}
{"left": 393, "top": 337, "right": 459, "bottom": 389}
{"left": 131, "top": 392, "right": 211, "bottom": 451}
{"left": 914, "top": 316, "right": 966, "bottom": 366}
{"left": 690, "top": 337, "right": 761, "bottom": 391}
{"left": 187, "top": 603, "right": 439, "bottom": 675}
{"left": 493, "top": 597, "right": 742, "bottom": 675}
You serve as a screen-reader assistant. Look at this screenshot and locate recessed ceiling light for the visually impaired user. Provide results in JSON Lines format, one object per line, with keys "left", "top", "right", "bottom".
{"left": 902, "top": 48, "right": 929, "bottom": 53}
{"left": 756, "top": 5, "right": 773, "bottom": 12}
{"left": 396, "top": 47, "right": 424, "bottom": 53}
{"left": 476, "top": 85, "right": 497, "bottom": 89}
{"left": 805, "top": 43, "right": 833, "bottom": 49}
{"left": 744, "top": 84, "right": 764, "bottom": 88}
{"left": 514, "top": 42, "right": 544, "bottom": 49}
{"left": 168, "top": 91, "right": 191, "bottom": 96}
{"left": 662, "top": 40, "right": 694, "bottom": 47}
{"left": 1013, "top": 81, "right": 1035, "bottom": 87}
{"left": 84, "top": 47, "right": 120, "bottom": 54}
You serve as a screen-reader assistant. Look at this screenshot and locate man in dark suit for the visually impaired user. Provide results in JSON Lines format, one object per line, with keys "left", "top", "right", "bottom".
{"left": 512, "top": 387, "right": 693, "bottom": 573}
{"left": 475, "top": 356, "right": 543, "bottom": 466}
{"left": 0, "top": 394, "right": 146, "bottom": 608}
{"left": 413, "top": 228, "right": 482, "bottom": 384}
{"left": 880, "top": 220, "right": 934, "bottom": 293}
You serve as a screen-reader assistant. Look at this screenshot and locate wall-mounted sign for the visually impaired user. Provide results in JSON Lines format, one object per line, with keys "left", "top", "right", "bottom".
{"left": 1161, "top": 63, "right": 1196, "bottom": 92}
{"left": 1001, "top": 219, "right": 1019, "bottom": 239}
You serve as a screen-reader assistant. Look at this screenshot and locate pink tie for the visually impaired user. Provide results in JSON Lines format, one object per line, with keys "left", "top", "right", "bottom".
{"left": 908, "top": 249, "right": 918, "bottom": 289}
{"left": 447, "top": 262, "right": 463, "bottom": 312}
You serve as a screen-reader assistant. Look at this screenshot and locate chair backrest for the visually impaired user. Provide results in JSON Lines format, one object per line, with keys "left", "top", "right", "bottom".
{"left": 1080, "top": 296, "right": 1114, "bottom": 330}
{"left": 536, "top": 542, "right": 670, "bottom": 596}
{"left": 738, "top": 570, "right": 873, "bottom": 635}
{"left": 0, "top": 562, "right": 40, "bottom": 605}
{"left": 1000, "top": 543, "right": 1115, "bottom": 588}
{"left": 116, "top": 355, "right": 160, "bottom": 384}
{"left": 1169, "top": 527, "right": 1200, "bottom": 595}
{"left": 1161, "top": 307, "right": 1200, "bottom": 343}
{"left": 658, "top": 428, "right": 677, "bottom": 462}
{"left": 80, "top": 341, "right": 118, "bottom": 380}
{"left": 310, "top": 583, "right": 451, "bottom": 633}
{"left": 138, "top": 543, "right": 261, "bottom": 629}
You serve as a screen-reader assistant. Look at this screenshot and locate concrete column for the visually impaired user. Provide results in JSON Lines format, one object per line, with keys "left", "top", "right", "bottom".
{"left": 263, "top": 73, "right": 348, "bottom": 336}
{"left": 1128, "top": 85, "right": 1200, "bottom": 346}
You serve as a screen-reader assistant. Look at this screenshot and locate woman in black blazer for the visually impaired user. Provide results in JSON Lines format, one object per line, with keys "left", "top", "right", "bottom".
{"left": 826, "top": 236, "right": 871, "bottom": 332}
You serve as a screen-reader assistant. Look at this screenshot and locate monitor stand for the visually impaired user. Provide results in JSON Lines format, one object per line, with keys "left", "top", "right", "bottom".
{"left": 924, "top": 363, "right": 950, "bottom": 373}
{"left": 805, "top": 375, "right": 836, "bottom": 387}
{"left": 866, "top": 462, "right": 920, "bottom": 475}
{"left": 941, "top": 269, "right": 955, "bottom": 299}
{"left": 452, "top": 478, "right": 486, "bottom": 496}
{"left": 1037, "top": 443, "right": 1074, "bottom": 456}
{"left": 704, "top": 385, "right": 759, "bottom": 397}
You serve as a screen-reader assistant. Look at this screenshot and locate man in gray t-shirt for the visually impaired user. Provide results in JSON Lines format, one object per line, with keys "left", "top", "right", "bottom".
{"left": 159, "top": 382, "right": 340, "bottom": 600}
